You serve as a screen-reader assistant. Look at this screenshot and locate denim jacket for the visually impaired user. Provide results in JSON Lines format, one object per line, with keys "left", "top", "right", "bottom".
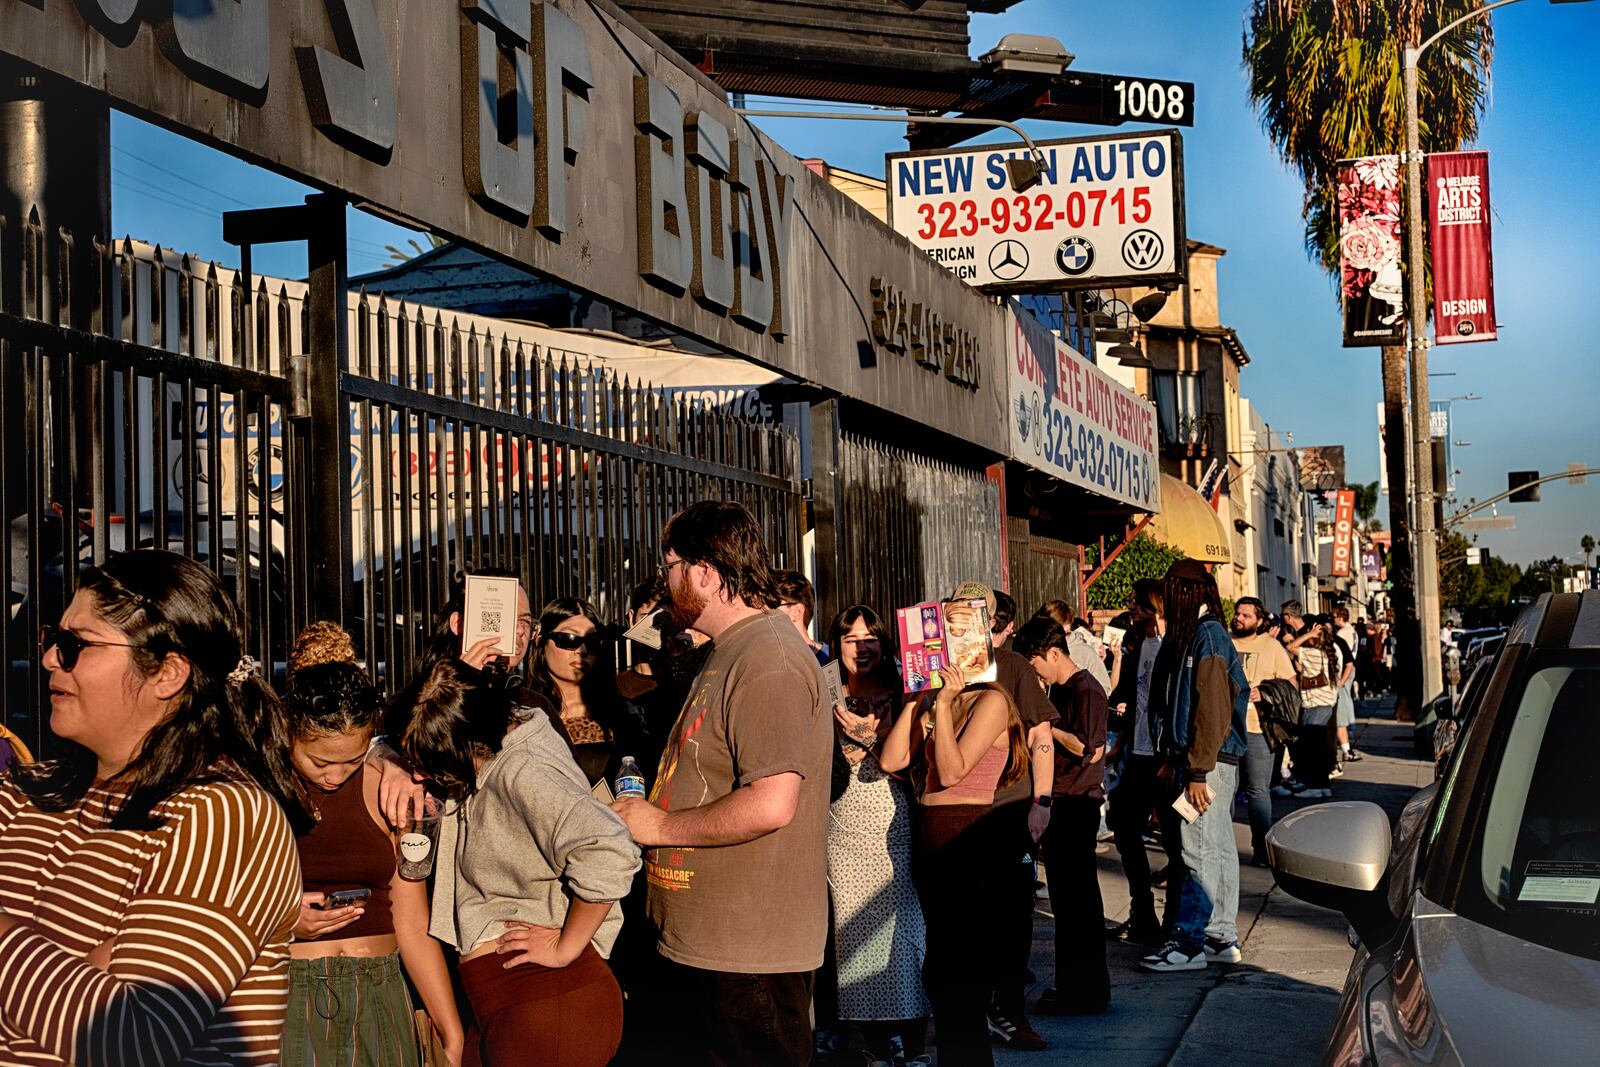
{"left": 1161, "top": 616, "right": 1249, "bottom": 780}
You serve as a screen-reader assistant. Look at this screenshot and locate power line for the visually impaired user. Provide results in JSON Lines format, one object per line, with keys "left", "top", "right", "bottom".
{"left": 114, "top": 145, "right": 257, "bottom": 209}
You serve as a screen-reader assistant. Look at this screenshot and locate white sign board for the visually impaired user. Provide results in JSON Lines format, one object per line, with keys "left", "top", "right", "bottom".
{"left": 1006, "top": 304, "right": 1161, "bottom": 510}
{"left": 887, "top": 130, "right": 1187, "bottom": 291}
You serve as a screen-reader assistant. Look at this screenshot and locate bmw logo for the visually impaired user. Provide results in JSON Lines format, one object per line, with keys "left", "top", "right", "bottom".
{"left": 1055, "top": 236, "right": 1095, "bottom": 277}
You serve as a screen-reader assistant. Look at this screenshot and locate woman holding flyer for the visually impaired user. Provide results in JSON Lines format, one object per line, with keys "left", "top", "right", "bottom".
{"left": 824, "top": 606, "right": 930, "bottom": 1063}
{"left": 880, "top": 663, "right": 1029, "bottom": 1067}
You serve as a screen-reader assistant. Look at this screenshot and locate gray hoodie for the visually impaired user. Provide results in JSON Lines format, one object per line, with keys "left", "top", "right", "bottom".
{"left": 429, "top": 713, "right": 642, "bottom": 957}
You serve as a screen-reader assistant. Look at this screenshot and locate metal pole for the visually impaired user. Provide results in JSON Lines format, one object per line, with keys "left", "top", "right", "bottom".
{"left": 1403, "top": 46, "right": 1443, "bottom": 706}
{"left": 303, "top": 193, "right": 353, "bottom": 631}
{"left": 809, "top": 397, "right": 843, "bottom": 635}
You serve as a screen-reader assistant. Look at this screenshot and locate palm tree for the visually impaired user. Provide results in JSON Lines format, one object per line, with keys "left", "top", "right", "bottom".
{"left": 1583, "top": 533, "right": 1596, "bottom": 575}
{"left": 1352, "top": 480, "right": 1380, "bottom": 532}
{"left": 1244, "top": 0, "right": 1493, "bottom": 717}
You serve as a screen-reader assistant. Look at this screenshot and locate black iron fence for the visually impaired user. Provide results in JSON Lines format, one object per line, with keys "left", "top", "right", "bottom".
{"left": 2, "top": 222, "right": 802, "bottom": 754}
{"left": 837, "top": 431, "right": 1004, "bottom": 622}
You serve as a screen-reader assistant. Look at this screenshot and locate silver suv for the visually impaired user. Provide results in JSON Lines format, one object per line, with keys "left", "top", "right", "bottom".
{"left": 1267, "top": 590, "right": 1600, "bottom": 1066}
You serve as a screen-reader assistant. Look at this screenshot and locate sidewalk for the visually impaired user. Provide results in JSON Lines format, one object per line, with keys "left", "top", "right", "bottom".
{"left": 1001, "top": 697, "right": 1431, "bottom": 1066}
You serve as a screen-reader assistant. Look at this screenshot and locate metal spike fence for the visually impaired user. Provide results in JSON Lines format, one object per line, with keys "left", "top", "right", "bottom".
{"left": 1, "top": 223, "right": 802, "bottom": 755}
{"left": 837, "top": 432, "right": 1003, "bottom": 623}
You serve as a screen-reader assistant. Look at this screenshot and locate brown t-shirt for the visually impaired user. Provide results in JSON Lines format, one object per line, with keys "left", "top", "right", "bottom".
{"left": 645, "top": 610, "right": 832, "bottom": 974}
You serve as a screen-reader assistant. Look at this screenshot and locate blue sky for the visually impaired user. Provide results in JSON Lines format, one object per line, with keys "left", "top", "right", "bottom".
{"left": 109, "top": 0, "right": 1599, "bottom": 568}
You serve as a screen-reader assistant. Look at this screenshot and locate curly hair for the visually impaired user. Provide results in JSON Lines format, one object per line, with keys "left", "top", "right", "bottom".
{"left": 288, "top": 620, "right": 357, "bottom": 677}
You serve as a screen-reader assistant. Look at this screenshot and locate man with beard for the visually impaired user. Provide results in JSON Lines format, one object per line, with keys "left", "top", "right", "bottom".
{"left": 1230, "top": 598, "right": 1298, "bottom": 865}
{"left": 611, "top": 501, "right": 832, "bottom": 1067}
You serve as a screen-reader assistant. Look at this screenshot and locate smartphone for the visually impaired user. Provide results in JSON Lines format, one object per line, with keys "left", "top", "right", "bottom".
{"left": 321, "top": 888, "right": 372, "bottom": 909}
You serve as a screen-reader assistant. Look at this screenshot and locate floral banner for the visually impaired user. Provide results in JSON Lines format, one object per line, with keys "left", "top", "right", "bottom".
{"left": 1338, "top": 156, "right": 1407, "bottom": 347}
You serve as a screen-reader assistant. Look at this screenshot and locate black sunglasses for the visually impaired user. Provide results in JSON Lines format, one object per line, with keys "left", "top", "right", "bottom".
{"left": 547, "top": 630, "right": 609, "bottom": 653}
{"left": 40, "top": 625, "right": 142, "bottom": 672}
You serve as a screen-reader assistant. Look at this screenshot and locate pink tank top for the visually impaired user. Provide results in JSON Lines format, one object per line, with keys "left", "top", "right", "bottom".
{"left": 923, "top": 734, "right": 1009, "bottom": 803}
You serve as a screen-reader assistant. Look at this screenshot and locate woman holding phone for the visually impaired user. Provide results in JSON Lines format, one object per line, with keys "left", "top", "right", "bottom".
{"left": 824, "top": 605, "right": 930, "bottom": 1063}
{"left": 280, "top": 639, "right": 465, "bottom": 1066}
{"left": 879, "top": 663, "right": 1029, "bottom": 1067}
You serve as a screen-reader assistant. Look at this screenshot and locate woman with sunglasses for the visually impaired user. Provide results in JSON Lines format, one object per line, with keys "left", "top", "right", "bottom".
{"left": 397, "top": 657, "right": 640, "bottom": 1066}
{"left": 0, "top": 549, "right": 312, "bottom": 1065}
{"left": 279, "top": 637, "right": 465, "bottom": 1067}
{"left": 525, "top": 598, "right": 649, "bottom": 791}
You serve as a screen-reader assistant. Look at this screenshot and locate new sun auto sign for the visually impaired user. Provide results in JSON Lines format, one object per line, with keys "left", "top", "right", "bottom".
{"left": 887, "top": 130, "right": 1187, "bottom": 292}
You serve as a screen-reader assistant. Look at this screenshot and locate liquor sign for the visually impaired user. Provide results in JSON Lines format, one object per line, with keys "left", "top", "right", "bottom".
{"left": 1331, "top": 488, "right": 1357, "bottom": 578}
{"left": 886, "top": 130, "right": 1187, "bottom": 292}
{"left": 1427, "top": 150, "right": 1497, "bottom": 344}
{"left": 1338, "top": 156, "right": 1407, "bottom": 347}
{"left": 1006, "top": 303, "right": 1160, "bottom": 511}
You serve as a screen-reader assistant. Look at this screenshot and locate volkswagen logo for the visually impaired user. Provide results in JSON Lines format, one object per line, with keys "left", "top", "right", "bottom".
{"left": 1055, "top": 236, "right": 1095, "bottom": 277}
{"left": 988, "top": 239, "right": 1029, "bottom": 281}
{"left": 1121, "top": 229, "right": 1165, "bottom": 271}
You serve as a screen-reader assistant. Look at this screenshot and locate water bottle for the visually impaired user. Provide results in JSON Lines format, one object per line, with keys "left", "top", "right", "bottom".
{"left": 615, "top": 756, "right": 646, "bottom": 799}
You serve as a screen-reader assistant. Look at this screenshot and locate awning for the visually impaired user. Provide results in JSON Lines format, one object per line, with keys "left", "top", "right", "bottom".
{"left": 1143, "top": 474, "right": 1231, "bottom": 564}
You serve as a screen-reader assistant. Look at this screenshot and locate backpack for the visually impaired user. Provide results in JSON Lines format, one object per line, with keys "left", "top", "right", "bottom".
{"left": 1255, "top": 677, "right": 1304, "bottom": 750}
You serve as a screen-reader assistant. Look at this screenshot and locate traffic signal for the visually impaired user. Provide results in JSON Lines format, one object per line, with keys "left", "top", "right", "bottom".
{"left": 1508, "top": 471, "right": 1541, "bottom": 503}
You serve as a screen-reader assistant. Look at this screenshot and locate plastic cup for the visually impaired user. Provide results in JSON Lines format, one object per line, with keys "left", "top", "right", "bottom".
{"left": 397, "top": 794, "right": 443, "bottom": 881}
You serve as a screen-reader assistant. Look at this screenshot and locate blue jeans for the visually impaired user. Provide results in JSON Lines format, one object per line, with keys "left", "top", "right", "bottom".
{"left": 1240, "top": 732, "right": 1275, "bottom": 856}
{"left": 1174, "top": 761, "right": 1239, "bottom": 950}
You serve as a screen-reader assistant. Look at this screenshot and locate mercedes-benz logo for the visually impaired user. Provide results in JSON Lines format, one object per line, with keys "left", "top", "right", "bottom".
{"left": 1055, "top": 236, "right": 1095, "bottom": 277}
{"left": 1122, "top": 229, "right": 1165, "bottom": 271}
{"left": 988, "top": 240, "right": 1029, "bottom": 281}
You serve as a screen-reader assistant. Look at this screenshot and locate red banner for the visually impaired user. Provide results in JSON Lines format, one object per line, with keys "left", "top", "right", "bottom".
{"left": 1427, "top": 151, "right": 1497, "bottom": 344}
{"left": 1331, "top": 489, "right": 1356, "bottom": 578}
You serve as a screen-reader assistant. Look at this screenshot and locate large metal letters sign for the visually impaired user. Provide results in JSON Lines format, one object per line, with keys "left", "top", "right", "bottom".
{"left": 886, "top": 130, "right": 1186, "bottom": 292}
{"left": 0, "top": 0, "right": 1006, "bottom": 448}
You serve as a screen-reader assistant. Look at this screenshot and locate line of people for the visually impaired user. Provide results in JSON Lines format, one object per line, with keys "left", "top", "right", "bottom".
{"left": 0, "top": 495, "right": 1367, "bottom": 1067}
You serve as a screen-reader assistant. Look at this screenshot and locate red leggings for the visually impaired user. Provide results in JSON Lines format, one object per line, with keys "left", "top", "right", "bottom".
{"left": 460, "top": 946, "right": 623, "bottom": 1067}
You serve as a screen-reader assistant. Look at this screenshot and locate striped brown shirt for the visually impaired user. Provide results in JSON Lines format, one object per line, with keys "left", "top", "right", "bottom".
{"left": 0, "top": 775, "right": 301, "bottom": 1065}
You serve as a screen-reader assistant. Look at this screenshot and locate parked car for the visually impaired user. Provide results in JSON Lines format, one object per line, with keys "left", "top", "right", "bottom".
{"left": 1268, "top": 589, "right": 1600, "bottom": 1066}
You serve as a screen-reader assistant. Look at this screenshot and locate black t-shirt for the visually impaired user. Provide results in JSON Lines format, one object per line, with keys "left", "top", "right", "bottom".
{"left": 1050, "top": 670, "right": 1109, "bottom": 799}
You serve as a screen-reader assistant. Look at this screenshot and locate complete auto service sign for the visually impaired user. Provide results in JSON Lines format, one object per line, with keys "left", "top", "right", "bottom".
{"left": 887, "top": 129, "right": 1187, "bottom": 292}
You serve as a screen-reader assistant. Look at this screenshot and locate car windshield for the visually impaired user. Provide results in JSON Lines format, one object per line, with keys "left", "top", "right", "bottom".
{"left": 1472, "top": 663, "right": 1600, "bottom": 961}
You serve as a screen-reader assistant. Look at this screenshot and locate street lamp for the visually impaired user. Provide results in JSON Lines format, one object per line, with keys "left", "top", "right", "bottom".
{"left": 732, "top": 108, "right": 1052, "bottom": 192}
{"left": 1401, "top": 0, "right": 1592, "bottom": 704}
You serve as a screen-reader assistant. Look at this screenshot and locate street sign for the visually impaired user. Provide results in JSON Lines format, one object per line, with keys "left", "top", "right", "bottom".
{"left": 1045, "top": 72, "right": 1196, "bottom": 128}
{"left": 887, "top": 129, "right": 1187, "bottom": 292}
{"left": 1457, "top": 516, "right": 1515, "bottom": 531}
{"left": 1569, "top": 462, "right": 1588, "bottom": 486}
{"left": 1467, "top": 547, "right": 1483, "bottom": 565}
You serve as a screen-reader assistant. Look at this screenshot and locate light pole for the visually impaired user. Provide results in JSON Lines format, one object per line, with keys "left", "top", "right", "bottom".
{"left": 1402, "top": 0, "right": 1592, "bottom": 704}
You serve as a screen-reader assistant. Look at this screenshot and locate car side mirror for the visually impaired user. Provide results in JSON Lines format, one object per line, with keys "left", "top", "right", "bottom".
{"left": 1267, "top": 801, "right": 1398, "bottom": 946}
